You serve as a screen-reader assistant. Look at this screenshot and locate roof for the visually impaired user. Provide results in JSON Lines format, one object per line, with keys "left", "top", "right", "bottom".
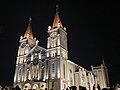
{"left": 52, "top": 5, "right": 63, "bottom": 29}
{"left": 24, "top": 18, "right": 33, "bottom": 39}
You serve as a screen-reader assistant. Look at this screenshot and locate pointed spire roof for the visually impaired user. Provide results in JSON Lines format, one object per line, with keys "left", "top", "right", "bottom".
{"left": 52, "top": 5, "right": 63, "bottom": 29}
{"left": 24, "top": 17, "right": 33, "bottom": 39}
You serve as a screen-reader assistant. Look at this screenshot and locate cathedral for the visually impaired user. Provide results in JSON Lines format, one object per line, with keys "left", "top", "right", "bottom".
{"left": 13, "top": 6, "right": 110, "bottom": 90}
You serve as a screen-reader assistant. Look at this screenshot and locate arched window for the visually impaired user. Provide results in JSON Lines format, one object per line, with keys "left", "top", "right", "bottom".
{"left": 70, "top": 77, "right": 73, "bottom": 86}
{"left": 52, "top": 62, "right": 55, "bottom": 79}
{"left": 63, "top": 64, "right": 65, "bottom": 78}
{"left": 41, "top": 65, "right": 45, "bottom": 80}
{"left": 18, "top": 68, "right": 21, "bottom": 81}
{"left": 52, "top": 62, "right": 55, "bottom": 74}
{"left": 26, "top": 68, "right": 29, "bottom": 79}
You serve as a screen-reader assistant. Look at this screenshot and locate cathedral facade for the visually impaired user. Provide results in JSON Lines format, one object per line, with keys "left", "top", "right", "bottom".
{"left": 13, "top": 6, "right": 109, "bottom": 90}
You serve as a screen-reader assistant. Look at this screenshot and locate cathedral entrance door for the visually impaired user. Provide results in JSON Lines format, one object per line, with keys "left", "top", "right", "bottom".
{"left": 23, "top": 83, "right": 31, "bottom": 90}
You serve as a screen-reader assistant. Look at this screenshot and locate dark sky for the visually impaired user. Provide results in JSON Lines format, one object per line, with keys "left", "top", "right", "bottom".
{"left": 0, "top": 0, "right": 120, "bottom": 86}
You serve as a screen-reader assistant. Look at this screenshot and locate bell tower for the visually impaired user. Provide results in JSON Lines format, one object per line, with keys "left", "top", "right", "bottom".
{"left": 47, "top": 5, "right": 68, "bottom": 90}
{"left": 14, "top": 18, "right": 38, "bottom": 83}
{"left": 14, "top": 18, "right": 47, "bottom": 90}
{"left": 47, "top": 5, "right": 68, "bottom": 59}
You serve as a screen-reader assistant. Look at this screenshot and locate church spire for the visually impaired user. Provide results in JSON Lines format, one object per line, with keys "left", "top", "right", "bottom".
{"left": 52, "top": 5, "right": 63, "bottom": 29}
{"left": 24, "top": 17, "right": 33, "bottom": 39}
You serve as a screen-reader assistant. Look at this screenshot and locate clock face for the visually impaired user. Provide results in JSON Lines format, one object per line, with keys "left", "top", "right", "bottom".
{"left": 50, "top": 32, "right": 57, "bottom": 39}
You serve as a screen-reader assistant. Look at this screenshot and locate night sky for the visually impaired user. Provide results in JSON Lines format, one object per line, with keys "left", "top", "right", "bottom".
{"left": 0, "top": 0, "right": 120, "bottom": 86}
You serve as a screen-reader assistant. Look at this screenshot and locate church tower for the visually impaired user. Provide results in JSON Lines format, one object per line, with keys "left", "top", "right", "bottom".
{"left": 14, "top": 18, "right": 47, "bottom": 90}
{"left": 91, "top": 60, "right": 110, "bottom": 89}
{"left": 47, "top": 5, "right": 68, "bottom": 90}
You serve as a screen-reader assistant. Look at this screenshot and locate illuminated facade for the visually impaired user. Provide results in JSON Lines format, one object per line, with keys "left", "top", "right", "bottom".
{"left": 14, "top": 6, "right": 109, "bottom": 90}
{"left": 91, "top": 61, "right": 110, "bottom": 89}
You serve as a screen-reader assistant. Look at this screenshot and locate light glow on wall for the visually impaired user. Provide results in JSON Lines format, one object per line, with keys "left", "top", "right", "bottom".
{"left": 39, "top": 53, "right": 41, "bottom": 59}
{"left": 52, "top": 77, "right": 54, "bottom": 79}
{"left": 18, "top": 47, "right": 20, "bottom": 56}
{"left": 57, "top": 65, "right": 60, "bottom": 78}
{"left": 57, "top": 34, "right": 60, "bottom": 46}
{"left": 58, "top": 23, "right": 61, "bottom": 27}
{"left": 14, "top": 72, "right": 16, "bottom": 82}
{"left": 18, "top": 75, "right": 20, "bottom": 82}
{"left": 57, "top": 47, "right": 60, "bottom": 55}
{"left": 24, "top": 57, "right": 26, "bottom": 62}
{"left": 47, "top": 50, "right": 49, "bottom": 57}
{"left": 46, "top": 72, "right": 48, "bottom": 79}
{"left": 47, "top": 37, "right": 50, "bottom": 48}
{"left": 16, "top": 58, "right": 19, "bottom": 64}
{"left": 31, "top": 55, "right": 33, "bottom": 61}
{"left": 48, "top": 26, "right": 51, "bottom": 31}
{"left": 24, "top": 74, "right": 26, "bottom": 82}
{"left": 37, "top": 66, "right": 40, "bottom": 80}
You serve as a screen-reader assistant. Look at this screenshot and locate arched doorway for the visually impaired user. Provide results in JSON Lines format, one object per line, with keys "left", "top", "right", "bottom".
{"left": 32, "top": 84, "right": 39, "bottom": 90}
{"left": 23, "top": 83, "right": 31, "bottom": 90}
